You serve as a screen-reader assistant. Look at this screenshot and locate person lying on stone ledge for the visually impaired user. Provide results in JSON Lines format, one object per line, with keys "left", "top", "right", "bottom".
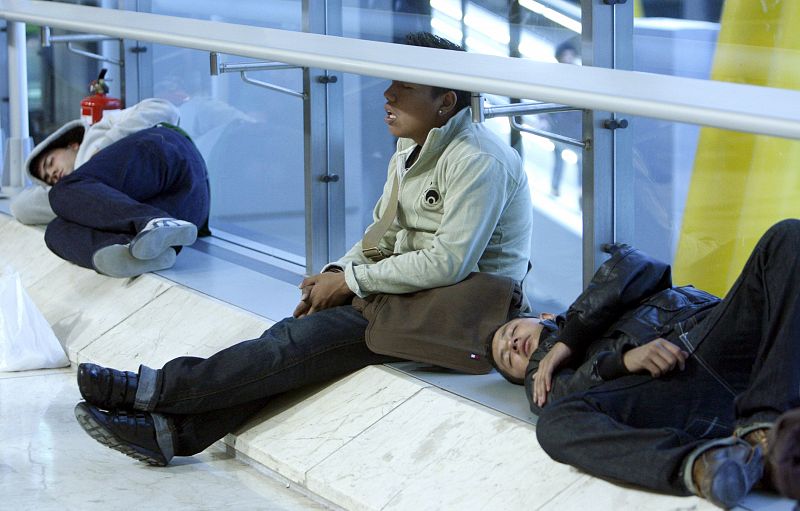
{"left": 489, "top": 219, "right": 800, "bottom": 508}
{"left": 11, "top": 98, "right": 210, "bottom": 278}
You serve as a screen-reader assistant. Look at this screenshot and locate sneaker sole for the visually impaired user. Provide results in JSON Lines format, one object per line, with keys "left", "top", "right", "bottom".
{"left": 74, "top": 402, "right": 167, "bottom": 467}
{"left": 93, "top": 244, "right": 176, "bottom": 278}
{"left": 130, "top": 223, "right": 197, "bottom": 260}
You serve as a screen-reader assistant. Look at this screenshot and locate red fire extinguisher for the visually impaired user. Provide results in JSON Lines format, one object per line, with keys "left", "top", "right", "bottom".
{"left": 80, "top": 69, "right": 123, "bottom": 125}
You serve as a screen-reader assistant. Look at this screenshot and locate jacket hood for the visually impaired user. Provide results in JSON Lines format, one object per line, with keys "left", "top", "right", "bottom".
{"left": 25, "top": 119, "right": 86, "bottom": 186}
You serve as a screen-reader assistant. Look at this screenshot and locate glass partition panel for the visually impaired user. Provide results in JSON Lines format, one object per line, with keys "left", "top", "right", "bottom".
{"left": 150, "top": 45, "right": 306, "bottom": 261}
{"left": 630, "top": 5, "right": 798, "bottom": 296}
{"left": 519, "top": 118, "right": 583, "bottom": 313}
{"left": 628, "top": 114, "right": 800, "bottom": 298}
{"left": 341, "top": 71, "right": 395, "bottom": 252}
{"left": 20, "top": 1, "right": 109, "bottom": 142}
{"left": 149, "top": 0, "right": 302, "bottom": 31}
{"left": 634, "top": 0, "right": 799, "bottom": 92}
{"left": 148, "top": 2, "right": 305, "bottom": 263}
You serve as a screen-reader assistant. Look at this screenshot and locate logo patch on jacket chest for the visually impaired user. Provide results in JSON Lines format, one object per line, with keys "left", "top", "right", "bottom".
{"left": 421, "top": 186, "right": 441, "bottom": 210}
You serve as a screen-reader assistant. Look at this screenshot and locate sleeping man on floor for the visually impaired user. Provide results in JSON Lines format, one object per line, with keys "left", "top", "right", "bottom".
{"left": 11, "top": 98, "right": 210, "bottom": 278}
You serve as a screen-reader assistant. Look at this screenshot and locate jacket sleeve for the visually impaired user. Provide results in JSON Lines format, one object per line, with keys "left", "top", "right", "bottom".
{"left": 525, "top": 333, "right": 639, "bottom": 413}
{"left": 340, "top": 152, "right": 525, "bottom": 297}
{"left": 554, "top": 244, "right": 672, "bottom": 354}
{"left": 9, "top": 186, "right": 56, "bottom": 225}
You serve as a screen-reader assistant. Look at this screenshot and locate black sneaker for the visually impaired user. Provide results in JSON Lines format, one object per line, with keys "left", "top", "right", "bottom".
{"left": 74, "top": 402, "right": 172, "bottom": 466}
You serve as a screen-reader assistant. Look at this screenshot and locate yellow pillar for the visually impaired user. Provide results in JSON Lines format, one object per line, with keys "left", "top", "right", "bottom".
{"left": 673, "top": 0, "right": 800, "bottom": 296}
{"left": 634, "top": 0, "right": 643, "bottom": 18}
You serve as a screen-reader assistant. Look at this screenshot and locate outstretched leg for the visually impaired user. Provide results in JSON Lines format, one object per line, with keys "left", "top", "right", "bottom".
{"left": 683, "top": 219, "right": 800, "bottom": 425}
{"left": 536, "top": 368, "right": 735, "bottom": 496}
{"left": 140, "top": 306, "right": 396, "bottom": 415}
{"left": 77, "top": 305, "right": 399, "bottom": 464}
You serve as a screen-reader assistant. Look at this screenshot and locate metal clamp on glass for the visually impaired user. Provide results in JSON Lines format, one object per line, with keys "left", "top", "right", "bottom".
{"left": 362, "top": 247, "right": 389, "bottom": 262}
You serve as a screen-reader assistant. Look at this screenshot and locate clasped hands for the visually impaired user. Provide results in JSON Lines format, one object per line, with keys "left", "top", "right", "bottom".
{"left": 292, "top": 271, "right": 355, "bottom": 318}
{"left": 531, "top": 337, "right": 688, "bottom": 409}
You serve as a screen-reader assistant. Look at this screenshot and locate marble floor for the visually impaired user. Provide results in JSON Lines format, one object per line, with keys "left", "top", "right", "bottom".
{"left": 2, "top": 368, "right": 796, "bottom": 511}
{"left": 0, "top": 368, "right": 331, "bottom": 511}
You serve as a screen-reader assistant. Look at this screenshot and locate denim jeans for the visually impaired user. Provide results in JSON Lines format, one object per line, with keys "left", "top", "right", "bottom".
{"left": 44, "top": 126, "right": 210, "bottom": 269}
{"left": 134, "top": 305, "right": 397, "bottom": 456}
{"left": 536, "top": 219, "right": 800, "bottom": 495}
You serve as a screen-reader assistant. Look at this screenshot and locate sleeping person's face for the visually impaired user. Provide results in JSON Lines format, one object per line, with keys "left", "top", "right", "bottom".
{"left": 383, "top": 80, "right": 449, "bottom": 146}
{"left": 491, "top": 317, "right": 544, "bottom": 381}
{"left": 37, "top": 143, "right": 79, "bottom": 185}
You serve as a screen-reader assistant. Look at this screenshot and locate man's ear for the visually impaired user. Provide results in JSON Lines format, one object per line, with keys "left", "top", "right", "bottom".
{"left": 68, "top": 141, "right": 81, "bottom": 151}
{"left": 439, "top": 91, "right": 457, "bottom": 115}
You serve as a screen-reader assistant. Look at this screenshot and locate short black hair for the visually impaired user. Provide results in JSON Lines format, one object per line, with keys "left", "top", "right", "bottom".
{"left": 404, "top": 32, "right": 471, "bottom": 113}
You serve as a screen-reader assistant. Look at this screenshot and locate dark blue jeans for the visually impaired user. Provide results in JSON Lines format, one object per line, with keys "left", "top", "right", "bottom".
{"left": 44, "top": 126, "right": 210, "bottom": 269}
{"left": 536, "top": 219, "right": 800, "bottom": 495}
{"left": 134, "top": 305, "right": 397, "bottom": 456}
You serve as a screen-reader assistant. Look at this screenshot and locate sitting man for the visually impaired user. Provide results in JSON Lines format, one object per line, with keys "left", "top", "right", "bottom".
{"left": 10, "top": 98, "right": 210, "bottom": 278}
{"left": 490, "top": 219, "right": 800, "bottom": 508}
{"left": 72, "top": 32, "right": 533, "bottom": 466}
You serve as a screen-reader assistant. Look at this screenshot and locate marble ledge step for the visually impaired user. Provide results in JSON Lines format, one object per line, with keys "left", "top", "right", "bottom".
{"left": 0, "top": 215, "right": 719, "bottom": 511}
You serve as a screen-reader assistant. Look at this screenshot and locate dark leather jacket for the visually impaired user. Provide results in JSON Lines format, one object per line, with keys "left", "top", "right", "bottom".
{"left": 525, "top": 243, "right": 720, "bottom": 412}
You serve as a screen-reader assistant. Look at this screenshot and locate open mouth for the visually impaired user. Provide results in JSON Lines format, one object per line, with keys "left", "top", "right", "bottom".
{"left": 384, "top": 106, "right": 397, "bottom": 124}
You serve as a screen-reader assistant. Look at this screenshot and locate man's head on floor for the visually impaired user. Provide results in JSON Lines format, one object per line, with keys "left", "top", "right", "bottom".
{"left": 490, "top": 316, "right": 547, "bottom": 384}
{"left": 35, "top": 142, "right": 80, "bottom": 185}
{"left": 27, "top": 122, "right": 85, "bottom": 186}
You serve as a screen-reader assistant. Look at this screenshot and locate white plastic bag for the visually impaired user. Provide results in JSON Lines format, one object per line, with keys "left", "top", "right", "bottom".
{"left": 0, "top": 269, "right": 69, "bottom": 371}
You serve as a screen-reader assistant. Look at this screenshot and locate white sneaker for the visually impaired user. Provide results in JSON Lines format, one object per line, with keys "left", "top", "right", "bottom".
{"left": 129, "top": 218, "right": 197, "bottom": 260}
{"left": 92, "top": 244, "right": 176, "bottom": 278}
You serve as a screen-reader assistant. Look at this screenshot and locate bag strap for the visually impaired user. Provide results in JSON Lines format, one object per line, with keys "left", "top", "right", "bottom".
{"left": 361, "top": 170, "right": 399, "bottom": 262}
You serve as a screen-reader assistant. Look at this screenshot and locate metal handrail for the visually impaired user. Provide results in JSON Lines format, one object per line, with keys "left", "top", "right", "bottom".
{"left": 65, "top": 42, "right": 122, "bottom": 66}
{"left": 209, "top": 52, "right": 305, "bottom": 98}
{"left": 510, "top": 117, "right": 585, "bottom": 148}
{"left": 1, "top": 0, "right": 800, "bottom": 139}
{"left": 238, "top": 72, "right": 305, "bottom": 99}
{"left": 485, "top": 102, "right": 581, "bottom": 118}
{"left": 472, "top": 93, "right": 585, "bottom": 146}
{"left": 40, "top": 26, "right": 122, "bottom": 66}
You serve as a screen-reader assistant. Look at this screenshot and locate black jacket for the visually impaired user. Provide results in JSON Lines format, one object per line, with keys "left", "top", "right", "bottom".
{"left": 525, "top": 243, "right": 720, "bottom": 412}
